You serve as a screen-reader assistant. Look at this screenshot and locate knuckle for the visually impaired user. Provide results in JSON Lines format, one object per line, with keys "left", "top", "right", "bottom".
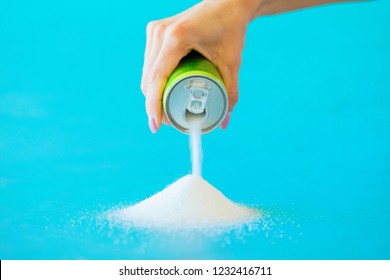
{"left": 153, "top": 22, "right": 168, "bottom": 38}
{"left": 220, "top": 52, "right": 242, "bottom": 70}
{"left": 229, "top": 91, "right": 239, "bottom": 104}
{"left": 147, "top": 20, "right": 168, "bottom": 38}
{"left": 148, "top": 67, "right": 167, "bottom": 83}
{"left": 146, "top": 20, "right": 159, "bottom": 33}
{"left": 165, "top": 23, "right": 186, "bottom": 43}
{"left": 234, "top": 54, "right": 242, "bottom": 67}
{"left": 227, "top": 55, "right": 242, "bottom": 72}
{"left": 146, "top": 21, "right": 156, "bottom": 35}
{"left": 228, "top": 89, "right": 239, "bottom": 110}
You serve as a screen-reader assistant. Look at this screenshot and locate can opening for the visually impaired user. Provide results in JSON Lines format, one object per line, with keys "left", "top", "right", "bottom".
{"left": 185, "top": 109, "right": 207, "bottom": 124}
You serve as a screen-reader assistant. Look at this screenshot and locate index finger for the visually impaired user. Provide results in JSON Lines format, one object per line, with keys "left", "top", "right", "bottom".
{"left": 146, "top": 30, "right": 190, "bottom": 131}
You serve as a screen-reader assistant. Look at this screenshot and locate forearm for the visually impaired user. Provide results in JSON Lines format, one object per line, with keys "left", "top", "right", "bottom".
{"left": 257, "top": 0, "right": 357, "bottom": 17}
{"left": 208, "top": 0, "right": 358, "bottom": 22}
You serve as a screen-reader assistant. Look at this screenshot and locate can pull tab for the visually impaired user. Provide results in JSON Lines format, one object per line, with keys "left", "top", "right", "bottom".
{"left": 185, "top": 79, "right": 210, "bottom": 114}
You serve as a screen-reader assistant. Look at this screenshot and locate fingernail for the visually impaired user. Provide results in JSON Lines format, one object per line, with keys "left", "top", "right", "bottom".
{"left": 220, "top": 112, "right": 231, "bottom": 130}
{"left": 148, "top": 116, "right": 158, "bottom": 134}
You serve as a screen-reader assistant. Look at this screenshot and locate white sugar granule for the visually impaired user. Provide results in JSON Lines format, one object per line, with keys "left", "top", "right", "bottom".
{"left": 110, "top": 175, "right": 257, "bottom": 229}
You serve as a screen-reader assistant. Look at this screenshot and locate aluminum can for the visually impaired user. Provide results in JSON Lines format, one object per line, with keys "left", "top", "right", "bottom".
{"left": 163, "top": 51, "right": 228, "bottom": 134}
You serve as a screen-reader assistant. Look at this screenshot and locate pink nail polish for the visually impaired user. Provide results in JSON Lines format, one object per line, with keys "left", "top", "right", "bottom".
{"left": 148, "top": 116, "right": 158, "bottom": 134}
{"left": 220, "top": 112, "right": 231, "bottom": 130}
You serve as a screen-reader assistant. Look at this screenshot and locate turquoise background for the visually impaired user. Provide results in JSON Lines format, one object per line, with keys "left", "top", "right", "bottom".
{"left": 0, "top": 0, "right": 389, "bottom": 259}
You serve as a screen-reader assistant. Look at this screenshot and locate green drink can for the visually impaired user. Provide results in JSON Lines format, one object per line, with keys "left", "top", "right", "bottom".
{"left": 163, "top": 51, "right": 228, "bottom": 134}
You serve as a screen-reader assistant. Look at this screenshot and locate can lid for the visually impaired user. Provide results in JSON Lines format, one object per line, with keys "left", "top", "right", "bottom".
{"left": 186, "top": 79, "right": 210, "bottom": 114}
{"left": 165, "top": 75, "right": 228, "bottom": 134}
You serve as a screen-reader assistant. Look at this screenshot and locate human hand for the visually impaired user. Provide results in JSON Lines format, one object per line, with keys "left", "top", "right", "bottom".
{"left": 141, "top": 0, "right": 258, "bottom": 133}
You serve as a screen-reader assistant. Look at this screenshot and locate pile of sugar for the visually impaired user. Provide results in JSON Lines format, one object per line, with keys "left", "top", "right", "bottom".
{"left": 110, "top": 174, "right": 256, "bottom": 229}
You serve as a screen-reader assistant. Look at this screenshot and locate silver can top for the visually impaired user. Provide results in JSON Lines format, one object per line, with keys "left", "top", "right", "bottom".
{"left": 165, "top": 75, "right": 228, "bottom": 134}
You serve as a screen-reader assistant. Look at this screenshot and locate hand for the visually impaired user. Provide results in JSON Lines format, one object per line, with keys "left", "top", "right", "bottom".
{"left": 141, "top": 0, "right": 257, "bottom": 133}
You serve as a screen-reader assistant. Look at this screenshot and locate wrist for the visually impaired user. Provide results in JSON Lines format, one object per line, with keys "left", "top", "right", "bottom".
{"left": 228, "top": 0, "right": 267, "bottom": 21}
{"left": 203, "top": 0, "right": 264, "bottom": 23}
{"left": 244, "top": 0, "right": 268, "bottom": 20}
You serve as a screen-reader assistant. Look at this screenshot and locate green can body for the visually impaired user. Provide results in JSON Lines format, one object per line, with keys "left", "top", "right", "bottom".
{"left": 163, "top": 52, "right": 228, "bottom": 134}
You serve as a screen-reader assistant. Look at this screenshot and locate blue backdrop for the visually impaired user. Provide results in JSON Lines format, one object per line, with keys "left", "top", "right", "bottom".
{"left": 0, "top": 0, "right": 389, "bottom": 259}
